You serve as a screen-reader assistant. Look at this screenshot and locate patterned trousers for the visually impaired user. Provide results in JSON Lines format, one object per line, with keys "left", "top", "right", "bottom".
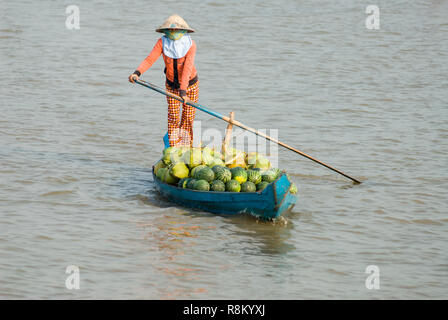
{"left": 165, "top": 81, "right": 199, "bottom": 147}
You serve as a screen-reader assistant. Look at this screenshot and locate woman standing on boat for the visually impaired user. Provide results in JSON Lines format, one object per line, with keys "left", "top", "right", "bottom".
{"left": 129, "top": 14, "right": 199, "bottom": 147}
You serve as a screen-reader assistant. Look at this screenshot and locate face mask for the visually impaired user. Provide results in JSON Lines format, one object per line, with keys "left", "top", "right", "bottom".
{"left": 163, "top": 29, "right": 187, "bottom": 40}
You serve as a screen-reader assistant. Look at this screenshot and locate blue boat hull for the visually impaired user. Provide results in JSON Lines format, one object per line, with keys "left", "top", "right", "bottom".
{"left": 152, "top": 166, "right": 297, "bottom": 220}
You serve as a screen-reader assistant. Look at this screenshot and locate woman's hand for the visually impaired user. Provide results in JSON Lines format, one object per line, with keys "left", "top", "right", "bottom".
{"left": 128, "top": 73, "right": 139, "bottom": 83}
{"left": 182, "top": 96, "right": 192, "bottom": 105}
{"left": 180, "top": 93, "right": 191, "bottom": 104}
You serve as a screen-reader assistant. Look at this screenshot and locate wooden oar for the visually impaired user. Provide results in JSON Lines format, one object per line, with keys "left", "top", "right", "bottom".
{"left": 134, "top": 79, "right": 361, "bottom": 184}
{"left": 221, "top": 111, "right": 234, "bottom": 154}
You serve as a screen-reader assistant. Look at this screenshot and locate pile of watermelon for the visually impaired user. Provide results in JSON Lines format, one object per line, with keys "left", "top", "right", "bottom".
{"left": 153, "top": 146, "right": 298, "bottom": 194}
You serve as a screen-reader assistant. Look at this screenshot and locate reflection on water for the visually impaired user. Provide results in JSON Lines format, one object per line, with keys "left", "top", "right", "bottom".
{"left": 221, "top": 214, "right": 296, "bottom": 256}
{"left": 136, "top": 213, "right": 217, "bottom": 299}
{"left": 132, "top": 208, "right": 297, "bottom": 299}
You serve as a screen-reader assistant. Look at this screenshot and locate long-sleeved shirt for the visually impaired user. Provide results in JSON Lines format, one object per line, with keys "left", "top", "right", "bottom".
{"left": 135, "top": 38, "right": 197, "bottom": 95}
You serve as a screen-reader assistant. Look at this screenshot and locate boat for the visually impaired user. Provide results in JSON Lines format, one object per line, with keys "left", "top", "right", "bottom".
{"left": 151, "top": 121, "right": 297, "bottom": 219}
{"left": 152, "top": 161, "right": 297, "bottom": 220}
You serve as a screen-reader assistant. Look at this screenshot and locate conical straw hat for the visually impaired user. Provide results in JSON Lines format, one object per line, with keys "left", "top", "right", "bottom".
{"left": 156, "top": 14, "right": 195, "bottom": 33}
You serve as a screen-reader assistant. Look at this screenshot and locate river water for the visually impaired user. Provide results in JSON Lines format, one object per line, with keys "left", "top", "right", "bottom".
{"left": 0, "top": 0, "right": 447, "bottom": 299}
